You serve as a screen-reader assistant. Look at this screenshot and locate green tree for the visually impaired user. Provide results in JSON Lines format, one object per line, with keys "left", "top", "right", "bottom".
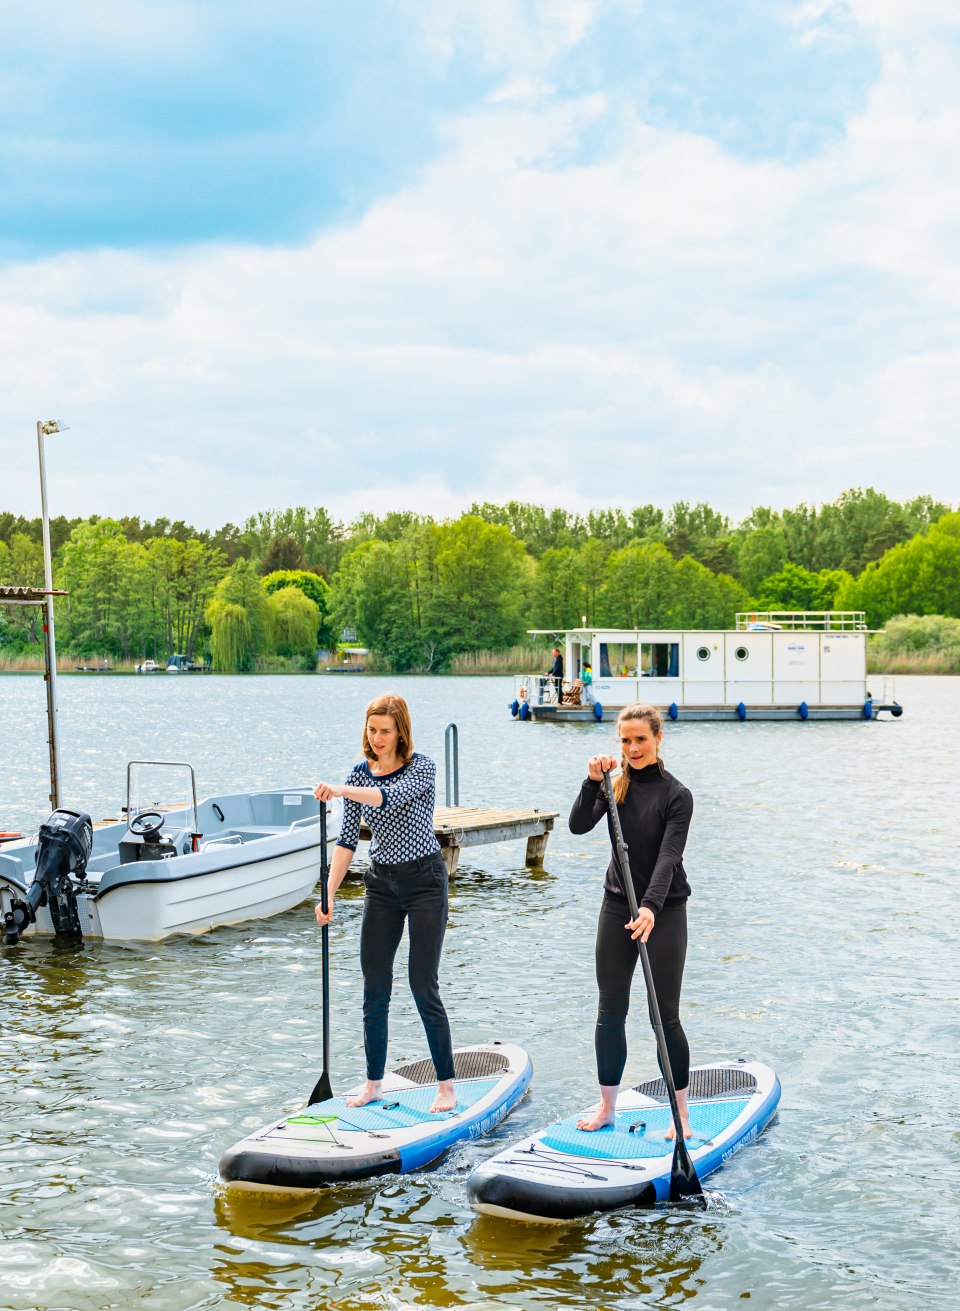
{"left": 837, "top": 512, "right": 960, "bottom": 624}
{"left": 260, "top": 534, "right": 306, "bottom": 574}
{"left": 596, "top": 542, "right": 678, "bottom": 627}
{"left": 752, "top": 562, "right": 853, "bottom": 612}
{"left": 263, "top": 569, "right": 334, "bottom": 648}
{"left": 267, "top": 586, "right": 320, "bottom": 659}
{"left": 205, "top": 559, "right": 272, "bottom": 670}
{"left": 578, "top": 538, "right": 608, "bottom": 626}
{"left": 532, "top": 547, "right": 585, "bottom": 629}
{"left": 737, "top": 524, "right": 789, "bottom": 592}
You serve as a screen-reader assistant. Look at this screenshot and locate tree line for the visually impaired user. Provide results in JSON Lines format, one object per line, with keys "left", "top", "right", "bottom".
{"left": 0, "top": 490, "right": 956, "bottom": 671}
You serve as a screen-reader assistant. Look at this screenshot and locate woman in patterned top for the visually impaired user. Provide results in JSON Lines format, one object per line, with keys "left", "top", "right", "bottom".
{"left": 313, "top": 693, "right": 456, "bottom": 1112}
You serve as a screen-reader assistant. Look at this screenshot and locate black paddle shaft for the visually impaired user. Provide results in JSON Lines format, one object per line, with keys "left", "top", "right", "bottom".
{"left": 308, "top": 803, "right": 333, "bottom": 1106}
{"left": 600, "top": 771, "right": 705, "bottom": 1205}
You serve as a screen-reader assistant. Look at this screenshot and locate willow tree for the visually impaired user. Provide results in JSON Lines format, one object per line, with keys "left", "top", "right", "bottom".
{"left": 267, "top": 585, "right": 320, "bottom": 658}
{"left": 205, "top": 559, "right": 271, "bottom": 671}
{"left": 207, "top": 600, "right": 253, "bottom": 672}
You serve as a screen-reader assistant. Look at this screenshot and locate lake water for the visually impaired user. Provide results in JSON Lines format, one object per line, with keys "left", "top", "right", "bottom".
{"left": 1, "top": 674, "right": 957, "bottom": 1311}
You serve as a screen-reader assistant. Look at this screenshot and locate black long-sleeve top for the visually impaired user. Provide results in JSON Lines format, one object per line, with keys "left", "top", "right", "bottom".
{"left": 568, "top": 764, "right": 693, "bottom": 913}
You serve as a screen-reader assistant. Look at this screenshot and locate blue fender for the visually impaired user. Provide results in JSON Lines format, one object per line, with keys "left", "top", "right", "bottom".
{"left": 593, "top": 701, "right": 603, "bottom": 721}
{"left": 668, "top": 702, "right": 679, "bottom": 722}
{"left": 799, "top": 701, "right": 809, "bottom": 720}
{"left": 519, "top": 702, "right": 531, "bottom": 720}
{"left": 737, "top": 701, "right": 747, "bottom": 721}
{"left": 509, "top": 699, "right": 519, "bottom": 718}
{"left": 863, "top": 699, "right": 873, "bottom": 720}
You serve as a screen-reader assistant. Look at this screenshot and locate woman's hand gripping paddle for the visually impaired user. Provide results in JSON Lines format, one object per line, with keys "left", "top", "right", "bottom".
{"left": 307, "top": 803, "right": 333, "bottom": 1106}
{"left": 601, "top": 770, "right": 705, "bottom": 1207}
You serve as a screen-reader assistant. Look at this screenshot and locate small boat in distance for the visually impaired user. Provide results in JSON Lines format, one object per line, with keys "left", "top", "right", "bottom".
{"left": 166, "top": 653, "right": 209, "bottom": 673}
{"left": 0, "top": 762, "right": 325, "bottom": 944}
{"left": 514, "top": 611, "right": 903, "bottom": 723}
{"left": 135, "top": 659, "right": 162, "bottom": 673}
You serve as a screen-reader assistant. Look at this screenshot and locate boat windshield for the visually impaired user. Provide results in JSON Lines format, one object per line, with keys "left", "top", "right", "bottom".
{"left": 126, "top": 761, "right": 199, "bottom": 830}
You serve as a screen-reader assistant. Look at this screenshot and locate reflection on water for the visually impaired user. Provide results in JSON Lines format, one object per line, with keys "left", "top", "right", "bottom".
{"left": 1, "top": 674, "right": 958, "bottom": 1310}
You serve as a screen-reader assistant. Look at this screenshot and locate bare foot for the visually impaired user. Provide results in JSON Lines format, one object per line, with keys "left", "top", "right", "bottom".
{"left": 576, "top": 1106, "right": 617, "bottom": 1132}
{"left": 430, "top": 1080, "right": 457, "bottom": 1112}
{"left": 345, "top": 1080, "right": 382, "bottom": 1107}
{"left": 665, "top": 1087, "right": 693, "bottom": 1140}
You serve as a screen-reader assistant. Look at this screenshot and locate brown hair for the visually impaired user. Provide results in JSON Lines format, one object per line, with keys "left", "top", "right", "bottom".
{"left": 613, "top": 703, "right": 664, "bottom": 802}
{"left": 362, "top": 692, "right": 415, "bottom": 767}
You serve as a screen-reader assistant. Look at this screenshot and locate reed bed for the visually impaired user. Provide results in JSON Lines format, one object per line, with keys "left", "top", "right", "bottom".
{"left": 449, "top": 645, "right": 552, "bottom": 676}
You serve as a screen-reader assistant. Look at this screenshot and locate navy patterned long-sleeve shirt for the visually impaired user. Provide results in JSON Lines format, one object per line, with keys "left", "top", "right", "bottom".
{"left": 336, "top": 752, "right": 441, "bottom": 863}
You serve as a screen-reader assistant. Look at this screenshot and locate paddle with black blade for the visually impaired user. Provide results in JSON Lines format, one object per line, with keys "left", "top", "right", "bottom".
{"left": 307, "top": 802, "right": 333, "bottom": 1106}
{"left": 600, "top": 769, "right": 705, "bottom": 1207}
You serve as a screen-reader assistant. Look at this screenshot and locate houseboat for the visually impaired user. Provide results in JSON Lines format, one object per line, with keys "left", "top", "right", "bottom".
{"left": 512, "top": 612, "right": 902, "bottom": 723}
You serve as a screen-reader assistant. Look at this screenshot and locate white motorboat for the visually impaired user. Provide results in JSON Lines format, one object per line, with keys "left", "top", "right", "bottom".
{"left": 0, "top": 762, "right": 325, "bottom": 944}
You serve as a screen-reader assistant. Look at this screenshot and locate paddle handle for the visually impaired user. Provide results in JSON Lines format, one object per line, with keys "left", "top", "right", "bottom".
{"left": 600, "top": 772, "right": 693, "bottom": 1155}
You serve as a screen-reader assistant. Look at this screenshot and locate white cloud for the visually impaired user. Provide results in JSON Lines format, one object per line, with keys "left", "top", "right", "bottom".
{"left": 1, "top": 2, "right": 959, "bottom": 530}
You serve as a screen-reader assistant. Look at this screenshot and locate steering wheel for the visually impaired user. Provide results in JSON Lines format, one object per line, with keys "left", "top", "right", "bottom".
{"left": 129, "top": 810, "right": 164, "bottom": 840}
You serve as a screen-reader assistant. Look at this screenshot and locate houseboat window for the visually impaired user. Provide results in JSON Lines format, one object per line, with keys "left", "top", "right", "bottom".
{"left": 598, "top": 642, "right": 638, "bottom": 678}
{"left": 696, "top": 646, "right": 710, "bottom": 661}
{"left": 735, "top": 646, "right": 749, "bottom": 661}
{"left": 640, "top": 642, "right": 679, "bottom": 678}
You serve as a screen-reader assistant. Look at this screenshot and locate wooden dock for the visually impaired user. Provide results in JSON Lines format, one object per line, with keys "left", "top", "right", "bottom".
{"left": 360, "top": 805, "right": 559, "bottom": 875}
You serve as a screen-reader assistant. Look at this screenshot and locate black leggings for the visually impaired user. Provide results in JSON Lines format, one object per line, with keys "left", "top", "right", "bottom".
{"left": 594, "top": 896, "right": 690, "bottom": 1090}
{"left": 359, "top": 852, "right": 455, "bottom": 1083}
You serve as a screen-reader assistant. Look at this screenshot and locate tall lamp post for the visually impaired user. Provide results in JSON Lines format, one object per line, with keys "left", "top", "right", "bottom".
{"left": 37, "top": 419, "right": 69, "bottom": 811}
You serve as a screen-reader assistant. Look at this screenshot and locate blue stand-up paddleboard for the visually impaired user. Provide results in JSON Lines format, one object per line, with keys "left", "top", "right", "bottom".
{"left": 468, "top": 1059, "right": 780, "bottom": 1222}
{"left": 220, "top": 1042, "right": 532, "bottom": 1193}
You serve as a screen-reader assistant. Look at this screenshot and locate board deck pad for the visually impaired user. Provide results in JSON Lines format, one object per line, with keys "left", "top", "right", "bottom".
{"left": 287, "top": 1077, "right": 503, "bottom": 1133}
{"left": 540, "top": 1097, "right": 751, "bottom": 1161}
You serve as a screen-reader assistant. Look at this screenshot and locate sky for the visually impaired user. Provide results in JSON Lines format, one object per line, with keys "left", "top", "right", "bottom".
{"left": 1, "top": 0, "right": 958, "bottom": 532}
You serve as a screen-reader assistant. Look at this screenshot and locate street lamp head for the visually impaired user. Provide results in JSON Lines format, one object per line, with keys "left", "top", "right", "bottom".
{"left": 39, "top": 419, "right": 69, "bottom": 435}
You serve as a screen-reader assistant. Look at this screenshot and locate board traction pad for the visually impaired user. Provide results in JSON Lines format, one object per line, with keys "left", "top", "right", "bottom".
{"left": 289, "top": 1077, "right": 503, "bottom": 1132}
{"left": 540, "top": 1097, "right": 751, "bottom": 1161}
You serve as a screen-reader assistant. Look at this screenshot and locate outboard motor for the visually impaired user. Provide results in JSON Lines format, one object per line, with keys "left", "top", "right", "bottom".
{"left": 3, "top": 809, "right": 93, "bottom": 946}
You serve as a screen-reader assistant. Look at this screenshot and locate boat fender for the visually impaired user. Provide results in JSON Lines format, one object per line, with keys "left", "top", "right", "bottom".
{"left": 891, "top": 704, "right": 903, "bottom": 718}
{"left": 799, "top": 701, "right": 809, "bottom": 720}
{"left": 668, "top": 702, "right": 678, "bottom": 722}
{"left": 519, "top": 702, "right": 531, "bottom": 720}
{"left": 593, "top": 701, "right": 603, "bottom": 721}
{"left": 510, "top": 699, "right": 520, "bottom": 718}
{"left": 737, "top": 701, "right": 747, "bottom": 721}
{"left": 863, "top": 699, "right": 873, "bottom": 720}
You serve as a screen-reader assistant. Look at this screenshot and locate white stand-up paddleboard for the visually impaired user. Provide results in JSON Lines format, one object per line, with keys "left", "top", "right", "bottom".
{"left": 468, "top": 1059, "right": 780, "bottom": 1222}
{"left": 220, "top": 1042, "right": 532, "bottom": 1194}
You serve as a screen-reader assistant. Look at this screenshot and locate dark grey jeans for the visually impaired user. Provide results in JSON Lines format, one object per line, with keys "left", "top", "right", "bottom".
{"left": 359, "top": 851, "right": 455, "bottom": 1083}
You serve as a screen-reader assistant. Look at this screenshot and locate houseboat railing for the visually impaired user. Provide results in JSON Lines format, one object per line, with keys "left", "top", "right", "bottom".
{"left": 735, "top": 611, "right": 868, "bottom": 632}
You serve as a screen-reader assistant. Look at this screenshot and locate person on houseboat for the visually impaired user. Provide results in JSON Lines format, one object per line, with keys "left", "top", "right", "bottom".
{"left": 568, "top": 702, "right": 695, "bottom": 1138}
{"left": 313, "top": 692, "right": 456, "bottom": 1112}
{"left": 582, "top": 662, "right": 595, "bottom": 705}
{"left": 546, "top": 646, "right": 564, "bottom": 703}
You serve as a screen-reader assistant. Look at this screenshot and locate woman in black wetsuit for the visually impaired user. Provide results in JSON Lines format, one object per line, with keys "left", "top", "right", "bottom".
{"left": 568, "top": 702, "right": 694, "bottom": 1136}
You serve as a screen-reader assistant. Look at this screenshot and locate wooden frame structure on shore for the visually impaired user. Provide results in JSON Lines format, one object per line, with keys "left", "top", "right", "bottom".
{"left": 0, "top": 585, "right": 68, "bottom": 808}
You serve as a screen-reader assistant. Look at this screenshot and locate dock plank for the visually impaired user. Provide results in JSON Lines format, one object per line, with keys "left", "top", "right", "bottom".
{"left": 358, "top": 804, "right": 559, "bottom": 874}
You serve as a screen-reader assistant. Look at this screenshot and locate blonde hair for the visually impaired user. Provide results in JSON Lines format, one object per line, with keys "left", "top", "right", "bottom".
{"left": 362, "top": 693, "right": 415, "bottom": 767}
{"left": 613, "top": 703, "right": 664, "bottom": 802}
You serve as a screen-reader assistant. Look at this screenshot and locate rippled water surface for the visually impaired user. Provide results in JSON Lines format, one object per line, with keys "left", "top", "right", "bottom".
{"left": 1, "top": 674, "right": 957, "bottom": 1311}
